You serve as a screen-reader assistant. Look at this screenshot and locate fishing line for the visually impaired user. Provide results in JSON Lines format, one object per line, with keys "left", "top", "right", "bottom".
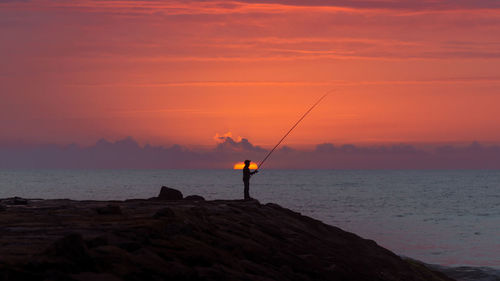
{"left": 257, "top": 90, "right": 332, "bottom": 170}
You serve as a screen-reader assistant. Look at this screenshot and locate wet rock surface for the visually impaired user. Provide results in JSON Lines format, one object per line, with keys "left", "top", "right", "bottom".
{"left": 0, "top": 196, "right": 455, "bottom": 281}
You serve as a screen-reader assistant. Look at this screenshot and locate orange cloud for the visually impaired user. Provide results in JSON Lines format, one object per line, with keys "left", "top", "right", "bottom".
{"left": 214, "top": 132, "right": 242, "bottom": 143}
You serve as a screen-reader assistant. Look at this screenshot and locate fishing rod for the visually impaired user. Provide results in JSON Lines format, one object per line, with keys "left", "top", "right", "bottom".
{"left": 257, "top": 91, "right": 330, "bottom": 170}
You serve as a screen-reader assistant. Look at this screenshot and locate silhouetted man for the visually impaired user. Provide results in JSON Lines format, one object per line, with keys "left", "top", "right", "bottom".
{"left": 243, "top": 160, "right": 258, "bottom": 200}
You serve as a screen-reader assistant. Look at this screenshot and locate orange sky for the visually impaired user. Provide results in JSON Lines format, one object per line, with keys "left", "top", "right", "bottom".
{"left": 1, "top": 0, "right": 500, "bottom": 148}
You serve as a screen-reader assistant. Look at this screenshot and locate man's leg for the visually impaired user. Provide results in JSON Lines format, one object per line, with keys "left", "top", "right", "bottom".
{"left": 244, "top": 180, "right": 250, "bottom": 200}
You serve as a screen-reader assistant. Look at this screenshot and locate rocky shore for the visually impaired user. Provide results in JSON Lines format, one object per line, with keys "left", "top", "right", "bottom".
{"left": 0, "top": 187, "right": 455, "bottom": 281}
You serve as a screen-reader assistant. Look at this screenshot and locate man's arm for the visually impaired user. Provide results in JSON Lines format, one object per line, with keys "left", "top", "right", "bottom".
{"left": 250, "top": 170, "right": 259, "bottom": 175}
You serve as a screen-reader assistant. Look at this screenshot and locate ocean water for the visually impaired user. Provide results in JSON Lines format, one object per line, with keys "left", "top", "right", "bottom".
{"left": 1, "top": 169, "right": 499, "bottom": 280}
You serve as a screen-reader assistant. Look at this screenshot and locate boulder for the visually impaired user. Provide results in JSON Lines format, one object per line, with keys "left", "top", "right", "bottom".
{"left": 158, "top": 186, "right": 183, "bottom": 200}
{"left": 184, "top": 195, "right": 205, "bottom": 201}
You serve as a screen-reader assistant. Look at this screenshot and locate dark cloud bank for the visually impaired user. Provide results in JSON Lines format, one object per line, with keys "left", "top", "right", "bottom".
{"left": 1, "top": 136, "right": 500, "bottom": 169}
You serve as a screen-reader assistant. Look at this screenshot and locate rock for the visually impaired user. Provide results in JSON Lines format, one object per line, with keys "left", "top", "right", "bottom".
{"left": 96, "top": 204, "right": 122, "bottom": 215}
{"left": 86, "top": 236, "right": 109, "bottom": 249}
{"left": 154, "top": 207, "right": 175, "bottom": 218}
{"left": 184, "top": 195, "right": 205, "bottom": 201}
{"left": 43, "top": 233, "right": 94, "bottom": 270}
{"left": 71, "top": 272, "right": 122, "bottom": 281}
{"left": 0, "top": 204, "right": 5, "bottom": 211}
{"left": 45, "top": 233, "right": 88, "bottom": 258}
{"left": 157, "top": 186, "right": 183, "bottom": 200}
{"left": 3, "top": 197, "right": 28, "bottom": 205}
{"left": 14, "top": 197, "right": 29, "bottom": 205}
{"left": 0, "top": 198, "right": 456, "bottom": 281}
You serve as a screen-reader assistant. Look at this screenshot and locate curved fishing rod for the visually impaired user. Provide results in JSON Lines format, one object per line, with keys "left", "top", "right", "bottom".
{"left": 257, "top": 91, "right": 331, "bottom": 170}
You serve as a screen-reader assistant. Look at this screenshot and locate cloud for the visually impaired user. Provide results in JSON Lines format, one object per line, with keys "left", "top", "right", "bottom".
{"left": 63, "top": 76, "right": 500, "bottom": 90}
{"left": 4, "top": 0, "right": 500, "bottom": 71}
{"left": 239, "top": 0, "right": 500, "bottom": 11}
{"left": 1, "top": 137, "right": 500, "bottom": 169}
{"left": 315, "top": 143, "right": 335, "bottom": 152}
{"left": 0, "top": 136, "right": 268, "bottom": 169}
{"left": 214, "top": 133, "right": 266, "bottom": 153}
{"left": 5, "top": 1, "right": 500, "bottom": 15}
{"left": 214, "top": 132, "right": 241, "bottom": 143}
{"left": 1, "top": 0, "right": 500, "bottom": 148}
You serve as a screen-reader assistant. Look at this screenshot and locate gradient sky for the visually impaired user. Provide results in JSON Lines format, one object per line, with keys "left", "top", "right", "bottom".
{"left": 1, "top": 0, "right": 500, "bottom": 148}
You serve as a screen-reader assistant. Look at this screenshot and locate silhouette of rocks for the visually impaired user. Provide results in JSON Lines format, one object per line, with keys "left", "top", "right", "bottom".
{"left": 0, "top": 205, "right": 5, "bottom": 212}
{"left": 96, "top": 204, "right": 122, "bottom": 215}
{"left": 1, "top": 197, "right": 28, "bottom": 205}
{"left": 0, "top": 196, "right": 456, "bottom": 281}
{"left": 158, "top": 186, "right": 183, "bottom": 200}
{"left": 184, "top": 195, "right": 205, "bottom": 201}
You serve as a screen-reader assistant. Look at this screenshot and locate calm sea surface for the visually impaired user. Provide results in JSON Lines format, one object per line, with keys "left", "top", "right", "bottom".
{"left": 1, "top": 169, "right": 499, "bottom": 278}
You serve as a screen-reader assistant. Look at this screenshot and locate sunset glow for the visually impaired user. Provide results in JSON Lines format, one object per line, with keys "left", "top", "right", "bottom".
{"left": 1, "top": 0, "right": 500, "bottom": 148}
{"left": 233, "top": 162, "right": 259, "bottom": 170}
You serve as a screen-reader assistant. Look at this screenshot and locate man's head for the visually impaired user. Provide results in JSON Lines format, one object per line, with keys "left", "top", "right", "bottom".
{"left": 244, "top": 160, "right": 251, "bottom": 167}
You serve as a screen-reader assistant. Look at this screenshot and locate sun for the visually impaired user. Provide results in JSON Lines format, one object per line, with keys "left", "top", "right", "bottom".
{"left": 233, "top": 162, "right": 258, "bottom": 170}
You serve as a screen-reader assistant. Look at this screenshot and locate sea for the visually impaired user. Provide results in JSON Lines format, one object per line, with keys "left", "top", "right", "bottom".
{"left": 0, "top": 169, "right": 499, "bottom": 281}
